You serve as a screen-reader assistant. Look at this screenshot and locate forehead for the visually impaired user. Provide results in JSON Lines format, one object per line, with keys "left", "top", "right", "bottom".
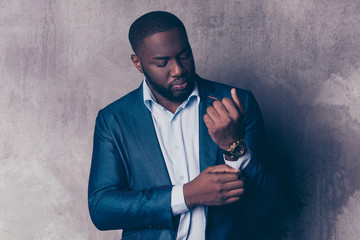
{"left": 139, "top": 28, "right": 189, "bottom": 57}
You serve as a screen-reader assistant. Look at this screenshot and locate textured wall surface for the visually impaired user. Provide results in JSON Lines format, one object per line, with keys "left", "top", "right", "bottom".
{"left": 1, "top": 0, "right": 359, "bottom": 239}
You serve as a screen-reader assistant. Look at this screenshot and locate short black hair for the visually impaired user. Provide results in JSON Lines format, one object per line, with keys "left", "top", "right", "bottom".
{"left": 129, "top": 11, "right": 188, "bottom": 54}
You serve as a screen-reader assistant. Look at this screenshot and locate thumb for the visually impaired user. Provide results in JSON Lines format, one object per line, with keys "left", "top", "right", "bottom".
{"left": 231, "top": 88, "right": 245, "bottom": 115}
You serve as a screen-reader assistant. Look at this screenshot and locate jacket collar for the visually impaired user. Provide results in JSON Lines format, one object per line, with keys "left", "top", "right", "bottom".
{"left": 128, "top": 85, "right": 172, "bottom": 185}
{"left": 128, "top": 77, "right": 219, "bottom": 184}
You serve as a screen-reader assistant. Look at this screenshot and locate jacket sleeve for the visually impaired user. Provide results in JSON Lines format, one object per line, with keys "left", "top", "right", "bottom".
{"left": 88, "top": 110, "right": 174, "bottom": 231}
{"left": 241, "top": 91, "right": 280, "bottom": 217}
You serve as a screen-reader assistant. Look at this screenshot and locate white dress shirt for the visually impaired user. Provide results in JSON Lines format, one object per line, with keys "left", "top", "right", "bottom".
{"left": 142, "top": 79, "right": 251, "bottom": 240}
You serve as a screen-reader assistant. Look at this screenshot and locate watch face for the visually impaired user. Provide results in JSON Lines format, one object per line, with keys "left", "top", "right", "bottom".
{"left": 231, "top": 141, "right": 246, "bottom": 157}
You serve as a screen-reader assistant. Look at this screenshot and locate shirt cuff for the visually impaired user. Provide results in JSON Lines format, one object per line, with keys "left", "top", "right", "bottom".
{"left": 224, "top": 146, "right": 252, "bottom": 170}
{"left": 171, "top": 185, "right": 189, "bottom": 216}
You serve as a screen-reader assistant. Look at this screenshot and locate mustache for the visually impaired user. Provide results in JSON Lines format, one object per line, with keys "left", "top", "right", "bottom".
{"left": 171, "top": 77, "right": 190, "bottom": 86}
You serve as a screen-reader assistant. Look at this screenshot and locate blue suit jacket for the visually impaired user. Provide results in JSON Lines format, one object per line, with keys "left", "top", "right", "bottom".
{"left": 88, "top": 77, "right": 279, "bottom": 240}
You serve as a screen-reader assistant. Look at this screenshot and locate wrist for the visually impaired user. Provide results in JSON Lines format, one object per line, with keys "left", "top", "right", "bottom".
{"left": 224, "top": 154, "right": 238, "bottom": 161}
{"left": 222, "top": 139, "right": 247, "bottom": 159}
{"left": 183, "top": 182, "right": 197, "bottom": 209}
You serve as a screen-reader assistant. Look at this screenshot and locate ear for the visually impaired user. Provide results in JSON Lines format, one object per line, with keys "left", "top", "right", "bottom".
{"left": 131, "top": 54, "right": 143, "bottom": 73}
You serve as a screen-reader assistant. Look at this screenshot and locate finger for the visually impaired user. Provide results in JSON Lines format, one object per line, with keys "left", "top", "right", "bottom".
{"left": 222, "top": 196, "right": 241, "bottom": 205}
{"left": 210, "top": 173, "right": 242, "bottom": 183}
{"left": 203, "top": 113, "right": 214, "bottom": 128}
{"left": 213, "top": 100, "right": 229, "bottom": 116}
{"left": 207, "top": 164, "right": 240, "bottom": 173}
{"left": 206, "top": 106, "right": 221, "bottom": 122}
{"left": 231, "top": 88, "right": 245, "bottom": 115}
{"left": 223, "top": 179, "right": 245, "bottom": 190}
{"left": 209, "top": 168, "right": 239, "bottom": 174}
{"left": 209, "top": 168, "right": 241, "bottom": 175}
{"left": 223, "top": 188, "right": 245, "bottom": 199}
{"left": 221, "top": 97, "right": 239, "bottom": 119}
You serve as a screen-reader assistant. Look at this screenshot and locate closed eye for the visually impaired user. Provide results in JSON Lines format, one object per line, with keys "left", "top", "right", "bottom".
{"left": 178, "top": 51, "right": 191, "bottom": 60}
{"left": 156, "top": 61, "right": 168, "bottom": 67}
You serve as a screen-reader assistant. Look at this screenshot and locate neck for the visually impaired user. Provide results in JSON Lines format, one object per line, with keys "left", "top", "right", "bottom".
{"left": 145, "top": 77, "right": 198, "bottom": 114}
{"left": 152, "top": 92, "right": 183, "bottom": 114}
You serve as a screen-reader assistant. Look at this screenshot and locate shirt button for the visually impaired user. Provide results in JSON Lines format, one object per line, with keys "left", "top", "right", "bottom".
{"left": 175, "top": 145, "right": 180, "bottom": 150}
{"left": 180, "top": 176, "right": 184, "bottom": 181}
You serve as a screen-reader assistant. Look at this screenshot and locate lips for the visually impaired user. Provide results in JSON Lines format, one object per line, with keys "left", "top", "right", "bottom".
{"left": 172, "top": 78, "right": 188, "bottom": 90}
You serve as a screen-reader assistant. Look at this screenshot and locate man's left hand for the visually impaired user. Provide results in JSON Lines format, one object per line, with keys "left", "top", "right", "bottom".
{"left": 203, "top": 88, "right": 245, "bottom": 150}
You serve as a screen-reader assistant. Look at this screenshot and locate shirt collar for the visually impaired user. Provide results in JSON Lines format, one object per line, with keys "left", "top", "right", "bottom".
{"left": 143, "top": 78, "right": 200, "bottom": 112}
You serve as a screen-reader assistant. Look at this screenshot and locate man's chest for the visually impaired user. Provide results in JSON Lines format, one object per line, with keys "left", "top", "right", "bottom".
{"left": 150, "top": 98, "right": 200, "bottom": 185}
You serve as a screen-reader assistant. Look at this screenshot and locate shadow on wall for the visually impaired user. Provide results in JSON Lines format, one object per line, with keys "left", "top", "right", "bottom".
{"left": 228, "top": 69, "right": 360, "bottom": 240}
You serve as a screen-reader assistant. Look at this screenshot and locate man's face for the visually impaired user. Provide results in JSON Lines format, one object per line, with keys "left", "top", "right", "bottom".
{"left": 132, "top": 28, "right": 196, "bottom": 103}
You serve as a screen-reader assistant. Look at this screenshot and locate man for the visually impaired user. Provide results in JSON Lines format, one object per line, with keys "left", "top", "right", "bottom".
{"left": 88, "top": 11, "right": 279, "bottom": 240}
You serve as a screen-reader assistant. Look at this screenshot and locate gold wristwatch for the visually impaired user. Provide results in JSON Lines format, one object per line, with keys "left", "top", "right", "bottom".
{"left": 222, "top": 139, "right": 247, "bottom": 158}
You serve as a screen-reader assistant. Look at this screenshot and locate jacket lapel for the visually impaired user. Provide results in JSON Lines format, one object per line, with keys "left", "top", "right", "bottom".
{"left": 197, "top": 78, "right": 220, "bottom": 220}
{"left": 128, "top": 85, "right": 172, "bottom": 186}
{"left": 126, "top": 79, "right": 219, "bottom": 183}
{"left": 198, "top": 79, "right": 219, "bottom": 172}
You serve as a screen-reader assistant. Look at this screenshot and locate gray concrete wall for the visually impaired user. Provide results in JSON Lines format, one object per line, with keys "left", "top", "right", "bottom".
{"left": 1, "top": 0, "right": 359, "bottom": 239}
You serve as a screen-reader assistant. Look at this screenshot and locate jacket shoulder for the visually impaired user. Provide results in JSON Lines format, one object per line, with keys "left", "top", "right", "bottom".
{"left": 99, "top": 86, "right": 142, "bottom": 117}
{"left": 197, "top": 78, "right": 253, "bottom": 100}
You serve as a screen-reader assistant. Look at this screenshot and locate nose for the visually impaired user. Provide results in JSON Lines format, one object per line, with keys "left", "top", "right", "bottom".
{"left": 171, "top": 59, "right": 185, "bottom": 77}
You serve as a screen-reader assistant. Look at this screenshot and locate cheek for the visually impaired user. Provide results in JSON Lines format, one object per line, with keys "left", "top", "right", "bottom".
{"left": 183, "top": 59, "right": 195, "bottom": 71}
{"left": 152, "top": 69, "right": 169, "bottom": 81}
{"left": 147, "top": 67, "right": 171, "bottom": 85}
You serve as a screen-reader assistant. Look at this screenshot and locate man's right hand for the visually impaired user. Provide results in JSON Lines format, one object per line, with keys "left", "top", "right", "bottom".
{"left": 183, "top": 164, "right": 245, "bottom": 209}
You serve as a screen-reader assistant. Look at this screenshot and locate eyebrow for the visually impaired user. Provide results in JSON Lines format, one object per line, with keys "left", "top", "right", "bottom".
{"left": 152, "top": 56, "right": 169, "bottom": 60}
{"left": 152, "top": 46, "right": 189, "bottom": 60}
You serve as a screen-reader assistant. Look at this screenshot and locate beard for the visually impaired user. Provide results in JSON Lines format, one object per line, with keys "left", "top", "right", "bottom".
{"left": 143, "top": 66, "right": 196, "bottom": 103}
